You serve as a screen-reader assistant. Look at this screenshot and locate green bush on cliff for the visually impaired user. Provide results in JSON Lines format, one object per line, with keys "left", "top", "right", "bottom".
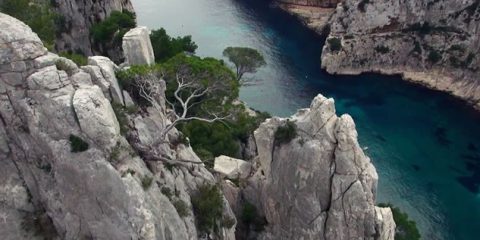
{"left": 192, "top": 184, "right": 224, "bottom": 233}
{"left": 327, "top": 38, "right": 342, "bottom": 52}
{"left": 0, "top": 0, "right": 57, "bottom": 49}
{"left": 69, "top": 134, "right": 89, "bottom": 153}
{"left": 91, "top": 10, "right": 136, "bottom": 45}
{"left": 428, "top": 50, "right": 442, "bottom": 63}
{"left": 274, "top": 120, "right": 297, "bottom": 146}
{"left": 378, "top": 203, "right": 421, "bottom": 240}
{"left": 59, "top": 52, "right": 88, "bottom": 66}
{"left": 150, "top": 28, "right": 198, "bottom": 62}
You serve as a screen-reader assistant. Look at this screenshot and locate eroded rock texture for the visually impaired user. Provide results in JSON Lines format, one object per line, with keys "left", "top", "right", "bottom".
{"left": 241, "top": 94, "right": 395, "bottom": 240}
{"left": 322, "top": 0, "right": 480, "bottom": 110}
{"left": 0, "top": 13, "right": 235, "bottom": 240}
{"left": 278, "top": 0, "right": 340, "bottom": 8}
{"left": 52, "top": 0, "right": 134, "bottom": 57}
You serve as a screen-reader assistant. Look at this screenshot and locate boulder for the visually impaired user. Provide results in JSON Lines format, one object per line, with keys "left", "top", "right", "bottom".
{"left": 88, "top": 56, "right": 124, "bottom": 105}
{"left": 122, "top": 26, "right": 155, "bottom": 65}
{"left": 73, "top": 85, "right": 120, "bottom": 149}
{"left": 214, "top": 155, "right": 252, "bottom": 179}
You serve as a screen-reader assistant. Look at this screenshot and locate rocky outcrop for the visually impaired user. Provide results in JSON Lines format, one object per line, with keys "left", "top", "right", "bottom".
{"left": 0, "top": 13, "right": 235, "bottom": 240}
{"left": 123, "top": 27, "right": 156, "bottom": 66}
{"left": 275, "top": 0, "right": 340, "bottom": 33}
{"left": 239, "top": 94, "right": 395, "bottom": 240}
{"left": 214, "top": 155, "right": 252, "bottom": 180}
{"left": 322, "top": 0, "right": 480, "bottom": 110}
{"left": 51, "top": 0, "right": 134, "bottom": 56}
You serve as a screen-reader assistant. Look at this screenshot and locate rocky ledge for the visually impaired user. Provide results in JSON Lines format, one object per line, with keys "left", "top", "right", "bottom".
{"left": 321, "top": 0, "right": 480, "bottom": 110}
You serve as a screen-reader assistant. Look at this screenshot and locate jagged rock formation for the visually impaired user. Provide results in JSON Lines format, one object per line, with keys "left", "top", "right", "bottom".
{"left": 236, "top": 94, "right": 395, "bottom": 240}
{"left": 51, "top": 0, "right": 134, "bottom": 57}
{"left": 275, "top": 0, "right": 340, "bottom": 33}
{"left": 0, "top": 13, "right": 235, "bottom": 240}
{"left": 322, "top": 0, "right": 480, "bottom": 110}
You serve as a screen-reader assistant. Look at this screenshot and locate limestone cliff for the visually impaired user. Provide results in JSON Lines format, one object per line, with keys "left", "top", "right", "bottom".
{"left": 275, "top": 0, "right": 339, "bottom": 33}
{"left": 322, "top": 0, "right": 480, "bottom": 110}
{"left": 219, "top": 95, "right": 395, "bottom": 239}
{"left": 0, "top": 13, "right": 235, "bottom": 240}
{"left": 52, "top": 0, "right": 134, "bottom": 57}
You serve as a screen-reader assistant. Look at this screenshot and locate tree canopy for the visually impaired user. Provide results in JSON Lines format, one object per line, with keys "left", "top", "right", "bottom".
{"left": 150, "top": 28, "right": 198, "bottom": 63}
{"left": 90, "top": 10, "right": 136, "bottom": 44}
{"left": 223, "top": 47, "right": 266, "bottom": 82}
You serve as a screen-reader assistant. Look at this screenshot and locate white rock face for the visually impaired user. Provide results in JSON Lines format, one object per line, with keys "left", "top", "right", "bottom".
{"left": 322, "top": 0, "right": 480, "bottom": 110}
{"left": 73, "top": 85, "right": 120, "bottom": 149}
{"left": 214, "top": 155, "right": 252, "bottom": 179}
{"left": 123, "top": 26, "right": 155, "bottom": 65}
{"left": 244, "top": 94, "right": 395, "bottom": 240}
{"left": 375, "top": 207, "right": 396, "bottom": 240}
{"left": 88, "top": 56, "right": 125, "bottom": 105}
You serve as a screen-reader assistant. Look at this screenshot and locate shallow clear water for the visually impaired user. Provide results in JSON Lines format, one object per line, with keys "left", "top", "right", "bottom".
{"left": 132, "top": 0, "right": 480, "bottom": 239}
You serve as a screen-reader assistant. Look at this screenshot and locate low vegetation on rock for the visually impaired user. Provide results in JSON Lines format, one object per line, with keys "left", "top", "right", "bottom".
{"left": 378, "top": 203, "right": 421, "bottom": 240}
{"left": 327, "top": 37, "right": 342, "bottom": 52}
{"left": 69, "top": 134, "right": 89, "bottom": 153}
{"left": 274, "top": 120, "right": 297, "bottom": 146}
{"left": 192, "top": 184, "right": 224, "bottom": 233}
{"left": 59, "top": 52, "right": 88, "bottom": 66}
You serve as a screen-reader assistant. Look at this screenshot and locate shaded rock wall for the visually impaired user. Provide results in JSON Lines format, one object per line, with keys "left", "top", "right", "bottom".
{"left": 322, "top": 0, "right": 480, "bottom": 110}
{"left": 52, "top": 0, "right": 134, "bottom": 56}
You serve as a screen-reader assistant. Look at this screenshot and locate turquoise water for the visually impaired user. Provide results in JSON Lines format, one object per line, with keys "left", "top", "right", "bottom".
{"left": 131, "top": 0, "right": 480, "bottom": 239}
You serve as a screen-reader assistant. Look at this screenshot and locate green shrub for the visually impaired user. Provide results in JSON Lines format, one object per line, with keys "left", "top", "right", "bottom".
{"left": 274, "top": 120, "right": 297, "bottom": 146}
{"left": 327, "top": 38, "right": 342, "bottom": 52}
{"left": 375, "top": 45, "right": 390, "bottom": 54}
{"left": 150, "top": 28, "right": 198, "bottom": 62}
{"left": 194, "top": 147, "right": 215, "bottom": 168}
{"left": 69, "top": 134, "right": 89, "bottom": 153}
{"left": 378, "top": 203, "right": 421, "bottom": 240}
{"left": 141, "top": 175, "right": 154, "bottom": 190}
{"left": 59, "top": 52, "right": 88, "bottom": 66}
{"left": 161, "top": 187, "right": 173, "bottom": 199}
{"left": 91, "top": 10, "right": 136, "bottom": 43}
{"left": 192, "top": 185, "right": 224, "bottom": 233}
{"left": 0, "top": 0, "right": 57, "bottom": 49}
{"left": 174, "top": 199, "right": 190, "bottom": 217}
{"left": 222, "top": 216, "right": 236, "bottom": 229}
{"left": 428, "top": 50, "right": 442, "bottom": 63}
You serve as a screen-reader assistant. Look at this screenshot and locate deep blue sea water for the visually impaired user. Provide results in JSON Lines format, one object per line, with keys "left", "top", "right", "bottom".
{"left": 131, "top": 0, "right": 480, "bottom": 239}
